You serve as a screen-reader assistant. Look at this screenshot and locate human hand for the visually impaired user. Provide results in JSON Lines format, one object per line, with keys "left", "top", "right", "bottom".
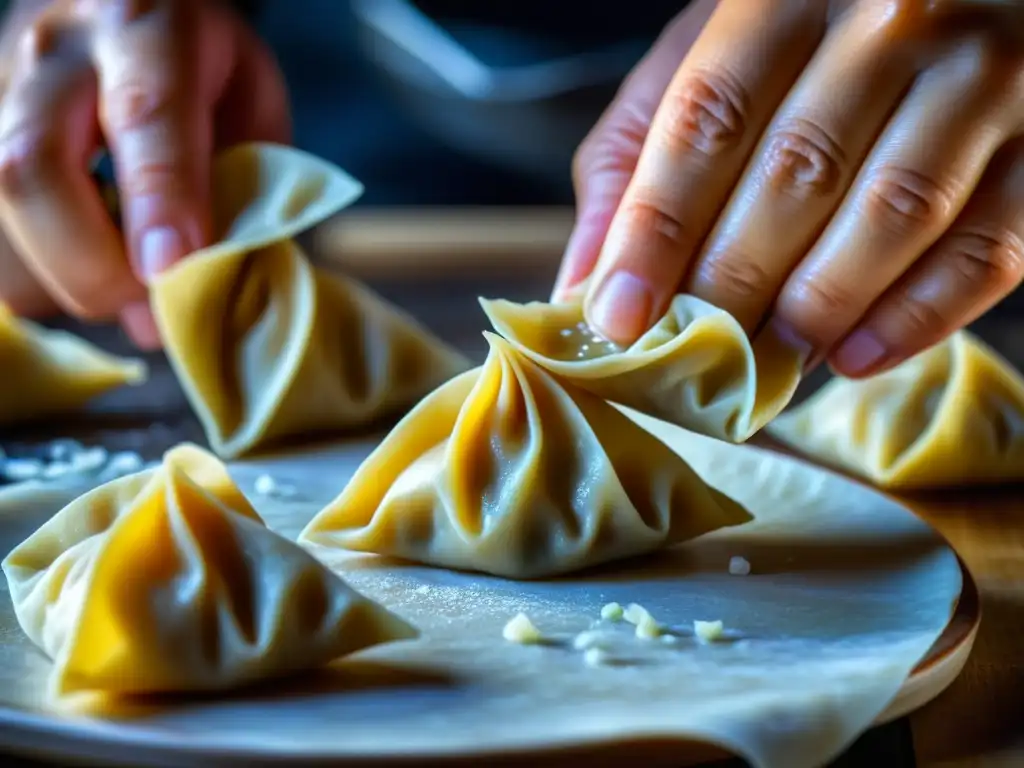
{"left": 558, "top": 0, "right": 1024, "bottom": 377}
{"left": 0, "top": 0, "right": 290, "bottom": 348}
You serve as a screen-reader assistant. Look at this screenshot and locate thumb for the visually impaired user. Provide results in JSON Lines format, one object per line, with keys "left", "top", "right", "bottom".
{"left": 552, "top": 0, "right": 719, "bottom": 302}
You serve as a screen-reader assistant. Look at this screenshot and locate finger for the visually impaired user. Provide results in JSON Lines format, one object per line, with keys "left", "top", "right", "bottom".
{"left": 0, "top": 16, "right": 145, "bottom": 319}
{"left": 685, "top": 3, "right": 921, "bottom": 332}
{"left": 830, "top": 137, "right": 1024, "bottom": 378}
{"left": 90, "top": 0, "right": 210, "bottom": 285}
{"left": 583, "top": 0, "right": 829, "bottom": 344}
{"left": 773, "top": 38, "right": 1022, "bottom": 363}
{"left": 212, "top": 10, "right": 291, "bottom": 149}
{"left": 553, "top": 0, "right": 717, "bottom": 301}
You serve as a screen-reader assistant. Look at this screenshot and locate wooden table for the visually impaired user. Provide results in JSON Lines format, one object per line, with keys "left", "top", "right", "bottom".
{"left": 2, "top": 208, "right": 1022, "bottom": 767}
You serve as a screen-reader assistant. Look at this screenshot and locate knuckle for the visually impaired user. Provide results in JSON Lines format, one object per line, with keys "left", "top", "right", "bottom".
{"left": 944, "top": 228, "right": 1024, "bottom": 291}
{"left": 101, "top": 74, "right": 179, "bottom": 133}
{"left": 762, "top": 118, "right": 845, "bottom": 201}
{"left": 890, "top": 295, "right": 951, "bottom": 341}
{"left": 693, "top": 253, "right": 772, "bottom": 301}
{"left": 778, "top": 277, "right": 858, "bottom": 343}
{"left": 657, "top": 68, "right": 748, "bottom": 164}
{"left": 0, "top": 125, "right": 62, "bottom": 200}
{"left": 620, "top": 196, "right": 691, "bottom": 250}
{"left": 864, "top": 166, "right": 956, "bottom": 239}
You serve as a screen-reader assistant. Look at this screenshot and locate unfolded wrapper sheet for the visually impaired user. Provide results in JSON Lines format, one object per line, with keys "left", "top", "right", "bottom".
{"left": 0, "top": 417, "right": 961, "bottom": 768}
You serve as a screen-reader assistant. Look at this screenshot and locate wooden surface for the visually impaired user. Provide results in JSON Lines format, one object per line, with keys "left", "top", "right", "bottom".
{"left": 2, "top": 208, "right": 1024, "bottom": 767}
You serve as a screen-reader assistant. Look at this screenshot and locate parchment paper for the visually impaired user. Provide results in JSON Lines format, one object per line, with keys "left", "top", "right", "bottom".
{"left": 0, "top": 411, "right": 962, "bottom": 768}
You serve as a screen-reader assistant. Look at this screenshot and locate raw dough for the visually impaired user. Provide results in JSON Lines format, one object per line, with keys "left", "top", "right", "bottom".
{"left": 0, "top": 304, "right": 145, "bottom": 427}
{"left": 0, "top": 424, "right": 964, "bottom": 768}
{"left": 300, "top": 333, "right": 750, "bottom": 578}
{"left": 151, "top": 143, "right": 469, "bottom": 459}
{"left": 768, "top": 331, "right": 1024, "bottom": 489}
{"left": 480, "top": 284, "right": 804, "bottom": 442}
{"left": 2, "top": 444, "right": 416, "bottom": 701}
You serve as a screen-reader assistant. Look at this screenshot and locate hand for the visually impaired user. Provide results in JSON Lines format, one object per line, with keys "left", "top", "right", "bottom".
{"left": 0, "top": 0, "right": 290, "bottom": 348}
{"left": 559, "top": 0, "right": 1024, "bottom": 377}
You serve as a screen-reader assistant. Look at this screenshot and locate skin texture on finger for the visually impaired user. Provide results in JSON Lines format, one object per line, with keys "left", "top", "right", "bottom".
{"left": 583, "top": 0, "right": 829, "bottom": 345}
{"left": 90, "top": 0, "right": 209, "bottom": 285}
{"left": 773, "top": 36, "right": 1021, "bottom": 364}
{"left": 0, "top": 15, "right": 146, "bottom": 320}
{"left": 685, "top": 4, "right": 921, "bottom": 333}
{"left": 552, "top": 0, "right": 718, "bottom": 301}
{"left": 831, "top": 135, "right": 1024, "bottom": 377}
{"left": 0, "top": 226, "right": 61, "bottom": 317}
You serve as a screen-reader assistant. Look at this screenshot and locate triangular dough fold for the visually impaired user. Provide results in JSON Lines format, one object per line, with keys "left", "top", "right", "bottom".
{"left": 300, "top": 333, "right": 751, "bottom": 579}
{"left": 151, "top": 143, "right": 469, "bottom": 458}
{"left": 2, "top": 444, "right": 416, "bottom": 698}
{"left": 0, "top": 304, "right": 146, "bottom": 426}
{"left": 768, "top": 331, "right": 1024, "bottom": 489}
{"left": 480, "top": 286, "right": 803, "bottom": 443}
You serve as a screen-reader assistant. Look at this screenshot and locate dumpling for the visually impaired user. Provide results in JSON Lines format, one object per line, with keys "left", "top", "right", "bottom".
{"left": 2, "top": 443, "right": 416, "bottom": 698}
{"left": 151, "top": 143, "right": 469, "bottom": 459}
{"left": 0, "top": 304, "right": 146, "bottom": 426}
{"left": 480, "top": 286, "right": 804, "bottom": 443}
{"left": 300, "top": 333, "right": 751, "bottom": 579}
{"left": 767, "top": 332, "right": 1024, "bottom": 489}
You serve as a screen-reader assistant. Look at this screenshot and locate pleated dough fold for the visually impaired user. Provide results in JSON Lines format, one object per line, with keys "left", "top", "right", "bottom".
{"left": 480, "top": 288, "right": 803, "bottom": 443}
{"left": 300, "top": 333, "right": 751, "bottom": 579}
{"left": 151, "top": 143, "right": 469, "bottom": 458}
{"left": 2, "top": 444, "right": 416, "bottom": 698}
{"left": 768, "top": 332, "right": 1024, "bottom": 489}
{"left": 0, "top": 304, "right": 146, "bottom": 426}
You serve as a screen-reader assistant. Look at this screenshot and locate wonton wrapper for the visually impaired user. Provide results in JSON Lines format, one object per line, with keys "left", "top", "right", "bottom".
{"left": 768, "top": 331, "right": 1024, "bottom": 489}
{"left": 300, "top": 333, "right": 751, "bottom": 579}
{"left": 1, "top": 444, "right": 416, "bottom": 698}
{"left": 151, "top": 143, "right": 469, "bottom": 458}
{"left": 480, "top": 287, "right": 804, "bottom": 443}
{"left": 0, "top": 304, "right": 146, "bottom": 426}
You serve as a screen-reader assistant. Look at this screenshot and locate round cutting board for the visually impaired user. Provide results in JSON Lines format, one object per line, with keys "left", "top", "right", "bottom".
{"left": 0, "top": 424, "right": 974, "bottom": 768}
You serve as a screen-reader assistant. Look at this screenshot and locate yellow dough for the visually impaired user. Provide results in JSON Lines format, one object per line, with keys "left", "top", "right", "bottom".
{"left": 0, "top": 304, "right": 146, "bottom": 426}
{"left": 768, "top": 331, "right": 1024, "bottom": 489}
{"left": 300, "top": 333, "right": 751, "bottom": 579}
{"left": 151, "top": 143, "right": 469, "bottom": 458}
{"left": 2, "top": 444, "right": 417, "bottom": 698}
{"left": 480, "top": 287, "right": 804, "bottom": 443}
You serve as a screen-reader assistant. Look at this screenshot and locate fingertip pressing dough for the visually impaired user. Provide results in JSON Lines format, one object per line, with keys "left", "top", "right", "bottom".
{"left": 2, "top": 443, "right": 417, "bottom": 699}
{"left": 768, "top": 331, "right": 1024, "bottom": 489}
{"left": 479, "top": 284, "right": 804, "bottom": 443}
{"left": 151, "top": 143, "right": 470, "bottom": 459}
{"left": 300, "top": 333, "right": 752, "bottom": 579}
{"left": 0, "top": 305, "right": 146, "bottom": 427}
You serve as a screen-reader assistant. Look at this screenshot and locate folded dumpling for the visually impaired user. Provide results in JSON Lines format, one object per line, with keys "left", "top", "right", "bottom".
{"left": 480, "top": 287, "right": 804, "bottom": 443}
{"left": 300, "top": 333, "right": 751, "bottom": 579}
{"left": 151, "top": 143, "right": 469, "bottom": 458}
{"left": 768, "top": 332, "right": 1024, "bottom": 489}
{"left": 2, "top": 443, "right": 416, "bottom": 698}
{"left": 0, "top": 304, "right": 146, "bottom": 426}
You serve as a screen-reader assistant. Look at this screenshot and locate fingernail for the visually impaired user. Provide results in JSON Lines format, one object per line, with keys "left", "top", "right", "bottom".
{"left": 832, "top": 330, "right": 892, "bottom": 377}
{"left": 587, "top": 271, "right": 654, "bottom": 344}
{"left": 137, "top": 226, "right": 187, "bottom": 283}
{"left": 119, "top": 301, "right": 162, "bottom": 351}
{"left": 766, "top": 317, "right": 816, "bottom": 370}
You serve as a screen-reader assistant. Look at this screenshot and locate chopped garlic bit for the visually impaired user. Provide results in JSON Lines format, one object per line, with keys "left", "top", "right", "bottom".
{"left": 583, "top": 647, "right": 609, "bottom": 668}
{"left": 502, "top": 613, "right": 543, "bottom": 644}
{"left": 600, "top": 602, "right": 624, "bottom": 621}
{"left": 729, "top": 556, "right": 751, "bottom": 576}
{"left": 623, "top": 602, "right": 650, "bottom": 625}
{"left": 694, "top": 619, "right": 725, "bottom": 643}
{"left": 254, "top": 474, "right": 277, "bottom": 496}
{"left": 635, "top": 612, "right": 662, "bottom": 640}
{"left": 4, "top": 458, "right": 43, "bottom": 481}
{"left": 572, "top": 630, "right": 607, "bottom": 651}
